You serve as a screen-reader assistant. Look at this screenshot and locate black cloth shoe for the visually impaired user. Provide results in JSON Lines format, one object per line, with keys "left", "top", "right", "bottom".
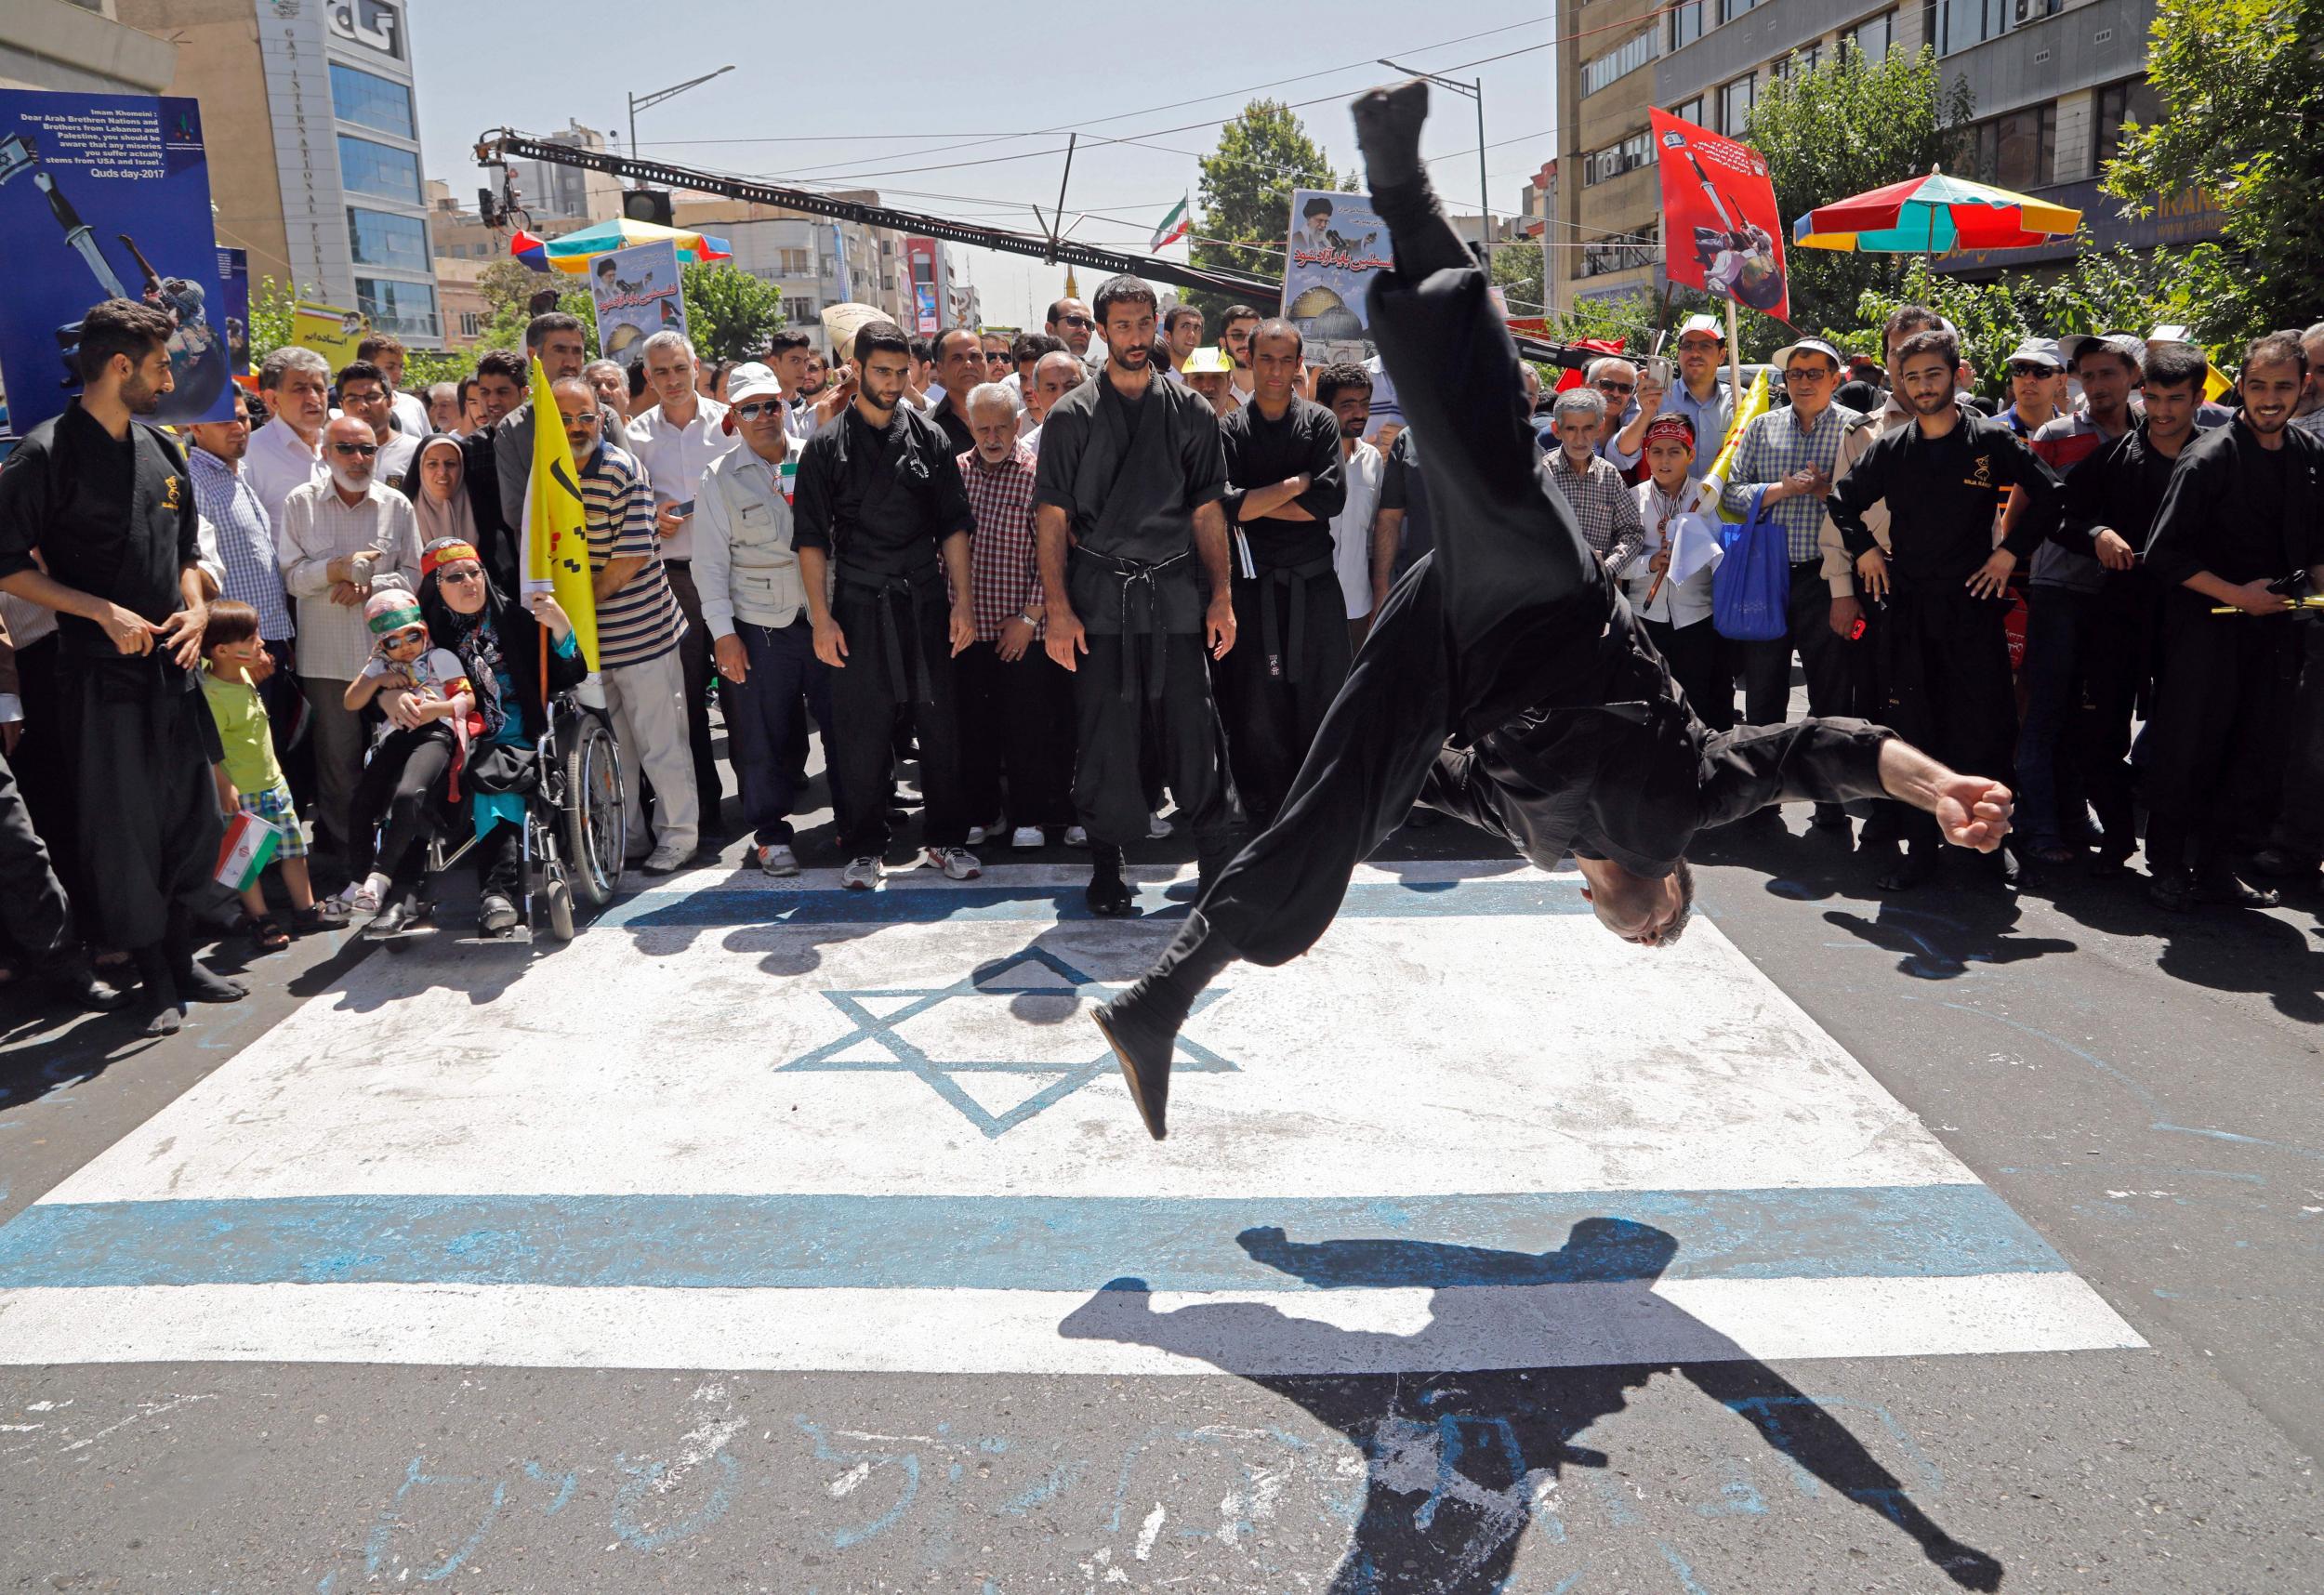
{"left": 1878, "top": 844, "right": 1939, "bottom": 894}
{"left": 2147, "top": 867, "right": 2199, "bottom": 913}
{"left": 1810, "top": 803, "right": 1851, "bottom": 831}
{"left": 1092, "top": 909, "right": 1240, "bottom": 1141}
{"left": 165, "top": 920, "right": 247, "bottom": 1003}
{"left": 41, "top": 959, "right": 125, "bottom": 1012}
{"left": 1352, "top": 79, "right": 1431, "bottom": 191}
{"left": 2251, "top": 846, "right": 2319, "bottom": 880}
{"left": 1086, "top": 845, "right": 1134, "bottom": 917}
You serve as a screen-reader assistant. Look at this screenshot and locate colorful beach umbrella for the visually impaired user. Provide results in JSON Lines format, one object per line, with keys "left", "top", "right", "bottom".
{"left": 1791, "top": 167, "right": 2080, "bottom": 255}
{"left": 510, "top": 218, "right": 733, "bottom": 274}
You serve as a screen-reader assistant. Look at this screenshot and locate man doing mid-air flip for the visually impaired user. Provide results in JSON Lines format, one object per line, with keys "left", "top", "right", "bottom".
{"left": 1093, "top": 80, "right": 2015, "bottom": 1140}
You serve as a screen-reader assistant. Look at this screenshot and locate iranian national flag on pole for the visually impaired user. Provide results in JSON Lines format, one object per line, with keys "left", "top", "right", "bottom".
{"left": 1151, "top": 195, "right": 1190, "bottom": 251}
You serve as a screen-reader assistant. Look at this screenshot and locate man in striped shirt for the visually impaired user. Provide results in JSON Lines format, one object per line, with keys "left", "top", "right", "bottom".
{"left": 558, "top": 378, "right": 698, "bottom": 875}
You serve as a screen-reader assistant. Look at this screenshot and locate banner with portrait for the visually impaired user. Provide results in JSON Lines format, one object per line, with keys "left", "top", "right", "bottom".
{"left": 588, "top": 238, "right": 686, "bottom": 368}
{"left": 292, "top": 300, "right": 368, "bottom": 369}
{"left": 1282, "top": 189, "right": 1393, "bottom": 365}
{"left": 1649, "top": 109, "right": 1790, "bottom": 323}
{"left": 0, "top": 90, "right": 236, "bottom": 431}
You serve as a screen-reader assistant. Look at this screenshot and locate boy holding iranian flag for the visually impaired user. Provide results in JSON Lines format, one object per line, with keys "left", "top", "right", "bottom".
{"left": 201, "top": 600, "right": 338, "bottom": 951}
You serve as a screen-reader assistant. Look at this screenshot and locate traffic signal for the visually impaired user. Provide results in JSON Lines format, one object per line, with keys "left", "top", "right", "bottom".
{"left": 623, "top": 189, "right": 674, "bottom": 227}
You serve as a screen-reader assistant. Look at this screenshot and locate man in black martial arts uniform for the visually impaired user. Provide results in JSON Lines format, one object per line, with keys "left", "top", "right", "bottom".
{"left": 1036, "top": 273, "right": 1243, "bottom": 916}
{"left": 0, "top": 299, "right": 248, "bottom": 1034}
{"left": 1828, "top": 327, "right": 2064, "bottom": 891}
{"left": 794, "top": 319, "right": 983, "bottom": 889}
{"left": 1216, "top": 317, "right": 1349, "bottom": 825}
{"left": 2051, "top": 342, "right": 2204, "bottom": 877}
{"left": 1091, "top": 83, "right": 2016, "bottom": 1140}
{"left": 2139, "top": 329, "right": 2324, "bottom": 912}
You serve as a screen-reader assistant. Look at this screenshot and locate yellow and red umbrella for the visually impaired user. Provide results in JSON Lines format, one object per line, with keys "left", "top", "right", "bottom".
{"left": 512, "top": 218, "right": 733, "bottom": 274}
{"left": 1791, "top": 167, "right": 2080, "bottom": 255}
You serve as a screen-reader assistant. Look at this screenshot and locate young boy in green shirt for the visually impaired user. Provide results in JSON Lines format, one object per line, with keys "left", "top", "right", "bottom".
{"left": 200, "top": 600, "right": 336, "bottom": 950}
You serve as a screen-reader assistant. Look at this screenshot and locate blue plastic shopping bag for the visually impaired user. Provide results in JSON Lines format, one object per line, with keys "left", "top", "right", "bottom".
{"left": 1712, "top": 485, "right": 1789, "bottom": 642}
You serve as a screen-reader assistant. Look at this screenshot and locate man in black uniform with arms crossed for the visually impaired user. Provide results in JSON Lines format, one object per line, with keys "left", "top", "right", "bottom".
{"left": 1092, "top": 82, "right": 2017, "bottom": 1140}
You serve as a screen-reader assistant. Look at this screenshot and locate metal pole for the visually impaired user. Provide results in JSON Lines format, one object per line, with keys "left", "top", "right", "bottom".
{"left": 627, "top": 95, "right": 637, "bottom": 177}
{"left": 1048, "top": 134, "right": 1077, "bottom": 265}
{"left": 1474, "top": 79, "right": 1491, "bottom": 268}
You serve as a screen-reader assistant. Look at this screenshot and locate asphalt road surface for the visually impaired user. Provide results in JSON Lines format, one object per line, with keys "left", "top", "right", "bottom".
{"left": 2, "top": 748, "right": 2319, "bottom": 1594}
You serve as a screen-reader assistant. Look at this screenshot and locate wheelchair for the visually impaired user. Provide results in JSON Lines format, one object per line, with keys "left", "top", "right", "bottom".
{"left": 391, "top": 691, "right": 626, "bottom": 948}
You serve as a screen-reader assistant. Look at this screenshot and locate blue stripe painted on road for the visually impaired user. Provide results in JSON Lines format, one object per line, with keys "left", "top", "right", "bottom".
{"left": 604, "top": 877, "right": 1592, "bottom": 929}
{"left": 0, "top": 1186, "right": 2064, "bottom": 1293}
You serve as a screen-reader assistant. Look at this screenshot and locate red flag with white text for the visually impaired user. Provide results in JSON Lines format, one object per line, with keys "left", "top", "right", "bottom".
{"left": 1649, "top": 109, "right": 1789, "bottom": 323}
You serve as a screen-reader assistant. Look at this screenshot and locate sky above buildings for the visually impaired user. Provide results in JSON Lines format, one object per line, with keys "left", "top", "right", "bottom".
{"left": 408, "top": 0, "right": 1565, "bottom": 326}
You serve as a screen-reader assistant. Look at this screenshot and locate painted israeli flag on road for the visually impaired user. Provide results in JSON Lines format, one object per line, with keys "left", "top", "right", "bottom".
{"left": 0, "top": 863, "right": 2141, "bottom": 1373}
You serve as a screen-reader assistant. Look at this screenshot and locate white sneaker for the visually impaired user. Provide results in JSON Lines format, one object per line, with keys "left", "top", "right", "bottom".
{"left": 1148, "top": 811, "right": 1174, "bottom": 839}
{"left": 966, "top": 817, "right": 1006, "bottom": 845}
{"left": 927, "top": 846, "right": 982, "bottom": 881}
{"left": 757, "top": 843, "right": 799, "bottom": 877}
{"left": 1064, "top": 825, "right": 1089, "bottom": 848}
{"left": 640, "top": 842, "right": 695, "bottom": 876}
{"left": 840, "top": 855, "right": 882, "bottom": 890}
{"left": 1010, "top": 825, "right": 1045, "bottom": 850}
{"left": 340, "top": 870, "right": 391, "bottom": 915}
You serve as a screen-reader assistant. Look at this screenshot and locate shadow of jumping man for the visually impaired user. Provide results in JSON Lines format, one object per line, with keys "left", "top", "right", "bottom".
{"left": 1060, "top": 1219, "right": 2002, "bottom": 1593}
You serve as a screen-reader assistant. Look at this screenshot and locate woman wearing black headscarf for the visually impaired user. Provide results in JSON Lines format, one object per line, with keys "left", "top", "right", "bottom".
{"left": 388, "top": 534, "right": 588, "bottom": 937}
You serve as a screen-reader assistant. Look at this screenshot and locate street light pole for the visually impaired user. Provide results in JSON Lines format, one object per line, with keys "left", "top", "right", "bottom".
{"left": 1378, "top": 58, "right": 1492, "bottom": 269}
{"left": 627, "top": 64, "right": 735, "bottom": 173}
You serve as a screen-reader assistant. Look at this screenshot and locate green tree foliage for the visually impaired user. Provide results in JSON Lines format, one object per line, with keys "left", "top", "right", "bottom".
{"left": 1743, "top": 44, "right": 1974, "bottom": 346}
{"left": 1187, "top": 99, "right": 1350, "bottom": 321}
{"left": 1491, "top": 242, "right": 1547, "bottom": 317}
{"left": 2104, "top": 0, "right": 2324, "bottom": 340}
{"left": 680, "top": 261, "right": 786, "bottom": 362}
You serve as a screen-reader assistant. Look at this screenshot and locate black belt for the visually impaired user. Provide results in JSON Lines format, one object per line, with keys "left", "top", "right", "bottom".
{"left": 835, "top": 563, "right": 943, "bottom": 705}
{"left": 1246, "top": 555, "right": 1337, "bottom": 683}
{"left": 1070, "top": 545, "right": 1194, "bottom": 703}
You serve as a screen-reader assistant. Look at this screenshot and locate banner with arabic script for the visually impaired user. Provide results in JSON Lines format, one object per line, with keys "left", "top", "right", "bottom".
{"left": 588, "top": 238, "right": 686, "bottom": 369}
{"left": 1282, "top": 189, "right": 1393, "bottom": 365}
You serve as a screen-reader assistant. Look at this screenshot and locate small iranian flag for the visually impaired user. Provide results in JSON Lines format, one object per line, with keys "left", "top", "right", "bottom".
{"left": 214, "top": 811, "right": 281, "bottom": 892}
{"left": 1151, "top": 195, "right": 1191, "bottom": 251}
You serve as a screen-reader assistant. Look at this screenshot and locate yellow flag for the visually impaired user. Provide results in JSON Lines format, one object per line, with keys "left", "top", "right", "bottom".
{"left": 2203, "top": 362, "right": 2232, "bottom": 404}
{"left": 520, "top": 356, "right": 600, "bottom": 671}
{"left": 1700, "top": 369, "right": 1773, "bottom": 520}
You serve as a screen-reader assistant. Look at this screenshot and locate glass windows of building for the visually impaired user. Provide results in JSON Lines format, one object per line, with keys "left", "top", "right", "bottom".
{"left": 1669, "top": 96, "right": 1706, "bottom": 126}
{"left": 1969, "top": 102, "right": 2057, "bottom": 191}
{"left": 1721, "top": 72, "right": 1757, "bottom": 137}
{"left": 1845, "top": 9, "right": 1895, "bottom": 58}
{"left": 1669, "top": 1, "right": 1704, "bottom": 50}
{"left": 2093, "top": 76, "right": 2163, "bottom": 173}
{"left": 1719, "top": 0, "right": 1763, "bottom": 21}
{"left": 1584, "top": 130, "right": 1653, "bottom": 187}
{"left": 1940, "top": 0, "right": 2058, "bottom": 56}
{"left": 328, "top": 62, "right": 415, "bottom": 139}
{"left": 1582, "top": 31, "right": 1657, "bottom": 97}
{"left": 1580, "top": 222, "right": 1659, "bottom": 280}
{"left": 337, "top": 134, "right": 422, "bottom": 204}
{"left": 346, "top": 207, "right": 430, "bottom": 271}
{"left": 356, "top": 277, "right": 440, "bottom": 339}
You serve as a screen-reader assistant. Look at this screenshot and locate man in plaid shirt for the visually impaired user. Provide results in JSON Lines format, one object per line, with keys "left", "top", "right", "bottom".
{"left": 1544, "top": 387, "right": 1645, "bottom": 567}
{"left": 1717, "top": 338, "right": 1868, "bottom": 791}
{"left": 957, "top": 384, "right": 1076, "bottom": 849}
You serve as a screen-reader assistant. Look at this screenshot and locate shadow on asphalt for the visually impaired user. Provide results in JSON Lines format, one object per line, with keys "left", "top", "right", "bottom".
{"left": 1062, "top": 1219, "right": 2004, "bottom": 1594}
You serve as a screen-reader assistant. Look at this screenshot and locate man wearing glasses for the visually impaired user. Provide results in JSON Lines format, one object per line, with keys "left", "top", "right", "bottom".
{"left": 1997, "top": 338, "right": 2067, "bottom": 437}
{"left": 275, "top": 414, "right": 420, "bottom": 854}
{"left": 1717, "top": 338, "right": 1868, "bottom": 800}
{"left": 1046, "top": 297, "right": 1100, "bottom": 373}
{"left": 1663, "top": 313, "right": 1736, "bottom": 460}
{"left": 1590, "top": 354, "right": 1657, "bottom": 475}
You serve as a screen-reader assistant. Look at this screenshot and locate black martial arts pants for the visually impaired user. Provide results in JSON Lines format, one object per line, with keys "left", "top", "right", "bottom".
{"left": 1197, "top": 250, "right": 1604, "bottom": 967}
{"left": 958, "top": 639, "right": 1076, "bottom": 831}
{"left": 61, "top": 670, "right": 222, "bottom": 953}
{"left": 1072, "top": 632, "right": 1238, "bottom": 854}
{"left": 2265, "top": 616, "right": 2324, "bottom": 863}
{"left": 662, "top": 562, "right": 725, "bottom": 825}
{"left": 1733, "top": 559, "right": 1866, "bottom": 732}
{"left": 1874, "top": 587, "right": 2017, "bottom": 849}
{"left": 9, "top": 634, "right": 83, "bottom": 917}
{"left": 2143, "top": 603, "right": 2301, "bottom": 869}
{"left": 2068, "top": 584, "right": 2157, "bottom": 860}
{"left": 1214, "top": 563, "right": 1353, "bottom": 824}
{"left": 0, "top": 745, "right": 78, "bottom": 976}
{"left": 828, "top": 579, "right": 967, "bottom": 858}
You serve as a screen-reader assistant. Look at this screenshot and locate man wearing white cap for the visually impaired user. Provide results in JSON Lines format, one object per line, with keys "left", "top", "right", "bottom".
{"left": 693, "top": 362, "right": 828, "bottom": 877}
{"left": 1717, "top": 336, "right": 1867, "bottom": 812}
{"left": 1659, "top": 312, "right": 1736, "bottom": 459}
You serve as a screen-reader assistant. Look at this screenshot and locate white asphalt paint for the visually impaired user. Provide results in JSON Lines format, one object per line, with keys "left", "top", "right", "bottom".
{"left": 0, "top": 1273, "right": 2139, "bottom": 1373}
{"left": 36, "top": 864, "right": 1974, "bottom": 1204}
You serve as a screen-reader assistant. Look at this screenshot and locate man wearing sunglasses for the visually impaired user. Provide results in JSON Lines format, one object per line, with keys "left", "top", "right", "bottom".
{"left": 1046, "top": 297, "right": 1099, "bottom": 372}
{"left": 275, "top": 413, "right": 420, "bottom": 855}
{"left": 1997, "top": 338, "right": 2067, "bottom": 438}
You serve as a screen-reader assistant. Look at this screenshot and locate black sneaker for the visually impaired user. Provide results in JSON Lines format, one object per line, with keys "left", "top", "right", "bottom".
{"left": 2147, "top": 867, "right": 2199, "bottom": 914}
{"left": 1092, "top": 987, "right": 1174, "bottom": 1140}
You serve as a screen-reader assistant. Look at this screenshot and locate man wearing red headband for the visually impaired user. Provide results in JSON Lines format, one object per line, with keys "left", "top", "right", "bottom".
{"left": 1093, "top": 82, "right": 2017, "bottom": 1140}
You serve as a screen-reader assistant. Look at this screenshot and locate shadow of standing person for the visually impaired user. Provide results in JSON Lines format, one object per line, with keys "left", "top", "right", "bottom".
{"left": 1060, "top": 1218, "right": 2001, "bottom": 1593}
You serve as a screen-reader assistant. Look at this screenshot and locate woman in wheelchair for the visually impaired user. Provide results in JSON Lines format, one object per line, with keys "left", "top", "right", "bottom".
{"left": 361, "top": 535, "right": 588, "bottom": 939}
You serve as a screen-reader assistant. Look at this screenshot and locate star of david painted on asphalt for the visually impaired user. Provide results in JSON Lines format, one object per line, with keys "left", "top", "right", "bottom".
{"left": 777, "top": 946, "right": 1235, "bottom": 1138}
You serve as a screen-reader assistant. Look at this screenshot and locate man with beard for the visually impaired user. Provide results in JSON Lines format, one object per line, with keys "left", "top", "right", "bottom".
{"left": 1090, "top": 86, "right": 2014, "bottom": 1139}
{"left": 1217, "top": 304, "right": 1261, "bottom": 408}
{"left": 1216, "top": 317, "right": 1348, "bottom": 826}
{"left": 1314, "top": 362, "right": 1388, "bottom": 649}
{"left": 276, "top": 413, "right": 422, "bottom": 851}
{"left": 494, "top": 312, "right": 632, "bottom": 535}
{"left": 2051, "top": 341, "right": 2203, "bottom": 877}
{"left": 0, "top": 299, "right": 245, "bottom": 1032}
{"left": 2140, "top": 330, "right": 2324, "bottom": 911}
{"left": 793, "top": 320, "right": 982, "bottom": 890}
{"left": 1036, "top": 274, "right": 1241, "bottom": 915}
{"left": 1828, "top": 328, "right": 2063, "bottom": 891}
